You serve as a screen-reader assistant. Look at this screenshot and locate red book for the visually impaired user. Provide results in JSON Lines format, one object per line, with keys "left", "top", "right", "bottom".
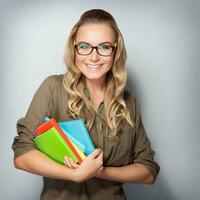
{"left": 35, "top": 121, "right": 54, "bottom": 135}
{"left": 35, "top": 118, "right": 83, "bottom": 164}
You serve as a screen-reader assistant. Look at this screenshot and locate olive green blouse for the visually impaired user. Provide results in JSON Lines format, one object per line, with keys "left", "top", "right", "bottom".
{"left": 12, "top": 74, "right": 160, "bottom": 200}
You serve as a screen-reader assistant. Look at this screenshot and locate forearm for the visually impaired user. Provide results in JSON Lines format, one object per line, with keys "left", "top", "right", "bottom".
{"left": 96, "top": 163, "right": 154, "bottom": 184}
{"left": 14, "top": 150, "right": 76, "bottom": 181}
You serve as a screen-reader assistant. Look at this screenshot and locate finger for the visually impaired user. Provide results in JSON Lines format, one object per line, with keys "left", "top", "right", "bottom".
{"left": 99, "top": 166, "right": 104, "bottom": 171}
{"left": 64, "top": 156, "right": 68, "bottom": 166}
{"left": 89, "top": 148, "right": 102, "bottom": 159}
{"left": 96, "top": 167, "right": 104, "bottom": 176}
{"left": 98, "top": 151, "right": 103, "bottom": 158}
{"left": 64, "top": 157, "right": 73, "bottom": 168}
{"left": 69, "top": 158, "right": 79, "bottom": 169}
{"left": 64, "top": 157, "right": 70, "bottom": 167}
{"left": 96, "top": 151, "right": 103, "bottom": 163}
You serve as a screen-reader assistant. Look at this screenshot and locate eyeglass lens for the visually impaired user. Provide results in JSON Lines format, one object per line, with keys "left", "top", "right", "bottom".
{"left": 75, "top": 42, "right": 115, "bottom": 56}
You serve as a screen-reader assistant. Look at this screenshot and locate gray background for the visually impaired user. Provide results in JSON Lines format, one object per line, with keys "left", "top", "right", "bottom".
{"left": 0, "top": 0, "right": 200, "bottom": 199}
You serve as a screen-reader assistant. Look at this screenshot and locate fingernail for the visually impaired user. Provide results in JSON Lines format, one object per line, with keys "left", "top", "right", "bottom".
{"left": 95, "top": 149, "right": 99, "bottom": 154}
{"left": 98, "top": 148, "right": 102, "bottom": 153}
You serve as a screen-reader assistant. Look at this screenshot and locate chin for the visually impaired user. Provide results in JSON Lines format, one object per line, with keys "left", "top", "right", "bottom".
{"left": 82, "top": 71, "right": 107, "bottom": 81}
{"left": 85, "top": 75, "right": 104, "bottom": 81}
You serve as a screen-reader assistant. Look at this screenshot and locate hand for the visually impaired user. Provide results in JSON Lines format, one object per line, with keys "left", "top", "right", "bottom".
{"left": 64, "top": 157, "right": 79, "bottom": 169}
{"left": 95, "top": 167, "right": 105, "bottom": 179}
{"left": 64, "top": 148, "right": 104, "bottom": 183}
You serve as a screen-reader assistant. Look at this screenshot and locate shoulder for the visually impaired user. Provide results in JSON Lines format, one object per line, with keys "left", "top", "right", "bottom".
{"left": 123, "top": 89, "right": 141, "bottom": 121}
{"left": 39, "top": 74, "right": 64, "bottom": 92}
{"left": 123, "top": 89, "right": 137, "bottom": 105}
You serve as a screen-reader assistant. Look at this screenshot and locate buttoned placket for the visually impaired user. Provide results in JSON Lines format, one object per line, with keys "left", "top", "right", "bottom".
{"left": 81, "top": 88, "right": 106, "bottom": 200}
{"left": 80, "top": 105, "right": 105, "bottom": 200}
{"left": 95, "top": 102, "right": 105, "bottom": 150}
{"left": 80, "top": 182, "right": 88, "bottom": 200}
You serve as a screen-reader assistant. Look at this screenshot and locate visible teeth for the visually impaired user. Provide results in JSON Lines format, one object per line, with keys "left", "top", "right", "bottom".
{"left": 86, "top": 64, "right": 102, "bottom": 70}
{"left": 87, "top": 64, "right": 102, "bottom": 68}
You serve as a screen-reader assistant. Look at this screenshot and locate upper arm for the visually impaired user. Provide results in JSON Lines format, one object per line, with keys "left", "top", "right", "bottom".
{"left": 128, "top": 93, "right": 160, "bottom": 180}
{"left": 12, "top": 75, "right": 59, "bottom": 160}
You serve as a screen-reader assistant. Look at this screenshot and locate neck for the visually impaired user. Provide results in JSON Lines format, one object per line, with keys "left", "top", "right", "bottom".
{"left": 86, "top": 77, "right": 106, "bottom": 94}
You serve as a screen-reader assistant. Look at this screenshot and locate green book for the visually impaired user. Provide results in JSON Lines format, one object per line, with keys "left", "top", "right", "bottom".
{"left": 33, "top": 127, "right": 78, "bottom": 164}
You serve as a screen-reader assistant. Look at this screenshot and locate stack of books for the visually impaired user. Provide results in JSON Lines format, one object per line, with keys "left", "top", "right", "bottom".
{"left": 33, "top": 117, "right": 95, "bottom": 165}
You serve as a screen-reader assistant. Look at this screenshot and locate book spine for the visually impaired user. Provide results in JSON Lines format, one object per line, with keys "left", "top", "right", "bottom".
{"left": 35, "top": 121, "right": 54, "bottom": 136}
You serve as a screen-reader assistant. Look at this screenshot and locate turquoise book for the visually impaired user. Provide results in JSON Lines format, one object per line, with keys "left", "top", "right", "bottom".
{"left": 61, "top": 129, "right": 86, "bottom": 153}
{"left": 59, "top": 119, "right": 95, "bottom": 156}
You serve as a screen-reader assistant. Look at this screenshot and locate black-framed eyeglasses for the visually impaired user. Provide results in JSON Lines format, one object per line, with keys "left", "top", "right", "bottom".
{"left": 74, "top": 41, "right": 117, "bottom": 56}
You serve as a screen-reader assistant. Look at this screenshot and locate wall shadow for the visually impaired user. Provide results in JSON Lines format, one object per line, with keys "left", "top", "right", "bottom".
{"left": 124, "top": 70, "right": 176, "bottom": 200}
{"left": 124, "top": 174, "right": 176, "bottom": 200}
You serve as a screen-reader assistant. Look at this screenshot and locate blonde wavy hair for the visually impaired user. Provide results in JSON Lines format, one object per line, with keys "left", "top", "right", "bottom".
{"left": 63, "top": 9, "right": 133, "bottom": 136}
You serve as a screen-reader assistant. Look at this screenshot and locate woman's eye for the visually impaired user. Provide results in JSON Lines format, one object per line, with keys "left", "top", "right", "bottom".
{"left": 99, "top": 44, "right": 111, "bottom": 49}
{"left": 78, "top": 43, "right": 90, "bottom": 49}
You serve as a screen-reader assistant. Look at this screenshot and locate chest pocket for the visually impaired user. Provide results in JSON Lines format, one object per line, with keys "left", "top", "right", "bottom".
{"left": 103, "top": 123, "right": 134, "bottom": 167}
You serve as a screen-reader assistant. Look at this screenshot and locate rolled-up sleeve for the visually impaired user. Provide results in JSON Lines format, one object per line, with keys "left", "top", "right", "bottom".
{"left": 12, "top": 76, "right": 55, "bottom": 160}
{"left": 131, "top": 95, "right": 160, "bottom": 180}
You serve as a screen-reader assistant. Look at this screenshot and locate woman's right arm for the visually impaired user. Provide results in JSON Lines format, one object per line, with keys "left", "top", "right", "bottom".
{"left": 14, "top": 148, "right": 103, "bottom": 183}
{"left": 14, "top": 150, "right": 78, "bottom": 181}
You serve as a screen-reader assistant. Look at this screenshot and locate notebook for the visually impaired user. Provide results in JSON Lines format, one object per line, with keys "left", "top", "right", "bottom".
{"left": 59, "top": 119, "right": 95, "bottom": 156}
{"left": 35, "top": 118, "right": 83, "bottom": 163}
{"left": 34, "top": 127, "right": 78, "bottom": 164}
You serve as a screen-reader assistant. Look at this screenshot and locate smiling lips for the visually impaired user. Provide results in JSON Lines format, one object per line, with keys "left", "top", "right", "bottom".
{"left": 86, "top": 64, "right": 103, "bottom": 70}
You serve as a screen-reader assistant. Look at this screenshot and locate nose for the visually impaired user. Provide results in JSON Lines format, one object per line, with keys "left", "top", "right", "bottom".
{"left": 90, "top": 48, "right": 100, "bottom": 62}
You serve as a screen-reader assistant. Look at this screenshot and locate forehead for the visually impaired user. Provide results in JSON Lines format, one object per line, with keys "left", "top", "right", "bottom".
{"left": 75, "top": 23, "right": 115, "bottom": 45}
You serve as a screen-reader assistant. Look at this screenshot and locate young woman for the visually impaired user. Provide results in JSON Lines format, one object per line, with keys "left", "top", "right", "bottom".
{"left": 12, "top": 9, "right": 160, "bottom": 200}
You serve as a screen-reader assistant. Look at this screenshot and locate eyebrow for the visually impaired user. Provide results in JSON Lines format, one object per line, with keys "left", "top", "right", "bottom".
{"left": 76, "top": 41, "right": 113, "bottom": 45}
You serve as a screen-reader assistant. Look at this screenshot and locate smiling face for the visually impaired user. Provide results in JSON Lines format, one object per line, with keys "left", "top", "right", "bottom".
{"left": 74, "top": 23, "right": 116, "bottom": 85}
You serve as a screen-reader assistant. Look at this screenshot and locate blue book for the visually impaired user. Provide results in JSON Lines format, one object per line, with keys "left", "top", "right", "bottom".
{"left": 61, "top": 128, "right": 86, "bottom": 153}
{"left": 59, "top": 119, "right": 95, "bottom": 156}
